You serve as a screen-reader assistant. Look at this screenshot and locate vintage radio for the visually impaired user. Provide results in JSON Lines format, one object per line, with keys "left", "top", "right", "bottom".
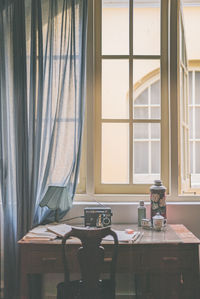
{"left": 84, "top": 207, "right": 112, "bottom": 227}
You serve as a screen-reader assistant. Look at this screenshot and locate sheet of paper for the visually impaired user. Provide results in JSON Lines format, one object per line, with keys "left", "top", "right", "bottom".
{"left": 103, "top": 230, "right": 138, "bottom": 242}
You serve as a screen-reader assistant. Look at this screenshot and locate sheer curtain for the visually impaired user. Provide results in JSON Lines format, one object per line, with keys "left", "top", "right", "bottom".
{"left": 0, "top": 0, "right": 87, "bottom": 297}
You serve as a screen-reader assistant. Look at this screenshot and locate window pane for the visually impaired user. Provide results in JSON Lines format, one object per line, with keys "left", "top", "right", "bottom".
{"left": 151, "top": 107, "right": 160, "bottom": 119}
{"left": 133, "top": 0, "right": 160, "bottom": 55}
{"left": 189, "top": 71, "right": 193, "bottom": 104}
{"left": 190, "top": 142, "right": 193, "bottom": 174}
{"left": 133, "top": 60, "right": 160, "bottom": 87}
{"left": 151, "top": 123, "right": 160, "bottom": 139}
{"left": 133, "top": 60, "right": 160, "bottom": 119}
{"left": 181, "top": 127, "right": 187, "bottom": 180}
{"left": 151, "top": 81, "right": 160, "bottom": 105}
{"left": 195, "top": 142, "right": 200, "bottom": 173}
{"left": 134, "top": 123, "right": 160, "bottom": 139}
{"left": 102, "top": 60, "right": 129, "bottom": 119}
{"left": 102, "top": 0, "right": 129, "bottom": 55}
{"left": 133, "top": 123, "right": 148, "bottom": 139}
{"left": 151, "top": 141, "right": 160, "bottom": 173}
{"left": 134, "top": 107, "right": 148, "bottom": 119}
{"left": 134, "top": 89, "right": 148, "bottom": 105}
{"left": 184, "top": 73, "right": 187, "bottom": 123}
{"left": 134, "top": 141, "right": 148, "bottom": 174}
{"left": 189, "top": 107, "right": 193, "bottom": 138}
{"left": 180, "top": 67, "right": 186, "bottom": 122}
{"left": 195, "top": 108, "right": 200, "bottom": 138}
{"left": 195, "top": 71, "right": 200, "bottom": 104}
{"left": 102, "top": 123, "right": 129, "bottom": 183}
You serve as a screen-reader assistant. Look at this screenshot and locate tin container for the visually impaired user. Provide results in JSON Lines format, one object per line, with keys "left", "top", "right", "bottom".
{"left": 150, "top": 180, "right": 166, "bottom": 223}
{"left": 141, "top": 218, "right": 152, "bottom": 229}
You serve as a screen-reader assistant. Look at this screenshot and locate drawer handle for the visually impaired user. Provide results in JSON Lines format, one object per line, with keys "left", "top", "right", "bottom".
{"left": 162, "top": 257, "right": 178, "bottom": 262}
{"left": 42, "top": 257, "right": 57, "bottom": 262}
{"left": 104, "top": 258, "right": 112, "bottom": 262}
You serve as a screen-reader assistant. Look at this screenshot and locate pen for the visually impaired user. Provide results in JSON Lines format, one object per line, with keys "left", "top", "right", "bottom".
{"left": 131, "top": 232, "right": 140, "bottom": 243}
{"left": 135, "top": 232, "right": 144, "bottom": 243}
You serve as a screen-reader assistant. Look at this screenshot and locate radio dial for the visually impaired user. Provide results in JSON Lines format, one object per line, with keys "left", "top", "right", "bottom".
{"left": 102, "top": 215, "right": 110, "bottom": 225}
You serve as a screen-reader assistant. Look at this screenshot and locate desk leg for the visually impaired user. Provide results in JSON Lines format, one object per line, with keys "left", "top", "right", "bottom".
{"left": 20, "top": 270, "right": 28, "bottom": 299}
{"left": 28, "top": 274, "right": 43, "bottom": 299}
{"left": 20, "top": 273, "right": 42, "bottom": 299}
{"left": 191, "top": 246, "right": 200, "bottom": 299}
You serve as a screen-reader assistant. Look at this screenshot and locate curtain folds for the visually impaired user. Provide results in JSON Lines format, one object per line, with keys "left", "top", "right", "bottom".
{"left": 0, "top": 0, "right": 87, "bottom": 297}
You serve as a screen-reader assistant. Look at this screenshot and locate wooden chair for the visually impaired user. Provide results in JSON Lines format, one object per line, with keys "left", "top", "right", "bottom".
{"left": 57, "top": 226, "right": 118, "bottom": 299}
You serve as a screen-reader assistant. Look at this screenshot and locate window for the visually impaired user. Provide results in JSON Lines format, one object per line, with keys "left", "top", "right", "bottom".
{"left": 133, "top": 79, "right": 161, "bottom": 184}
{"left": 181, "top": 2, "right": 200, "bottom": 194}
{"left": 94, "top": 0, "right": 169, "bottom": 194}
{"left": 76, "top": 0, "right": 200, "bottom": 200}
{"left": 188, "top": 66, "right": 200, "bottom": 189}
{"left": 179, "top": 7, "right": 190, "bottom": 194}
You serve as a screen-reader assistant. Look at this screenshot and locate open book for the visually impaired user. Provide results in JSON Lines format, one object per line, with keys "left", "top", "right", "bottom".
{"left": 46, "top": 223, "right": 72, "bottom": 237}
{"left": 23, "top": 226, "right": 58, "bottom": 241}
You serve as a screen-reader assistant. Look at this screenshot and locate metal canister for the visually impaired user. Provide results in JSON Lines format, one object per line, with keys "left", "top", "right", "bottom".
{"left": 150, "top": 180, "right": 166, "bottom": 222}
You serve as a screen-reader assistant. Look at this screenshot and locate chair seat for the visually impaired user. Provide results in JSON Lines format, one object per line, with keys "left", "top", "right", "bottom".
{"left": 57, "top": 279, "right": 115, "bottom": 299}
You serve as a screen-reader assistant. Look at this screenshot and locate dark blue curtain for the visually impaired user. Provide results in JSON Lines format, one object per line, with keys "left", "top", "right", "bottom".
{"left": 0, "top": 0, "right": 87, "bottom": 297}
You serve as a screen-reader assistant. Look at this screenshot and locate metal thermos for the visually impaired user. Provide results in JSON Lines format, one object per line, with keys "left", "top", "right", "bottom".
{"left": 150, "top": 180, "right": 166, "bottom": 222}
{"left": 138, "top": 200, "right": 146, "bottom": 227}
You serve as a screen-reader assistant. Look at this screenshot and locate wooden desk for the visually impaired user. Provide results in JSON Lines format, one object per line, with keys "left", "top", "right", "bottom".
{"left": 18, "top": 224, "right": 200, "bottom": 299}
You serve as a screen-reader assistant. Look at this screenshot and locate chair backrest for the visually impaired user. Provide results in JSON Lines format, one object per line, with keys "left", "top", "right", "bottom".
{"left": 61, "top": 226, "right": 118, "bottom": 299}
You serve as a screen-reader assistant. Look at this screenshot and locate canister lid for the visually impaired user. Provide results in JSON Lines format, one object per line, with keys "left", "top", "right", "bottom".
{"left": 152, "top": 212, "right": 164, "bottom": 220}
{"left": 154, "top": 180, "right": 162, "bottom": 186}
{"left": 150, "top": 180, "right": 166, "bottom": 191}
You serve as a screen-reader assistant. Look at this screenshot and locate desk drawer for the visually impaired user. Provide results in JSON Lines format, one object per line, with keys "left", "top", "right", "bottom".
{"left": 140, "top": 246, "right": 194, "bottom": 272}
{"left": 25, "top": 247, "right": 63, "bottom": 273}
{"left": 24, "top": 245, "right": 82, "bottom": 274}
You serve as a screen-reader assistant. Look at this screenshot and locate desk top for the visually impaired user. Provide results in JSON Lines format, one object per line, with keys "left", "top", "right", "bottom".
{"left": 18, "top": 224, "right": 200, "bottom": 245}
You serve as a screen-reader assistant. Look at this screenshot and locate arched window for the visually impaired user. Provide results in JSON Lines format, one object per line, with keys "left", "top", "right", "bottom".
{"left": 189, "top": 69, "right": 200, "bottom": 188}
{"left": 133, "top": 64, "right": 200, "bottom": 189}
{"left": 133, "top": 74, "right": 160, "bottom": 184}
